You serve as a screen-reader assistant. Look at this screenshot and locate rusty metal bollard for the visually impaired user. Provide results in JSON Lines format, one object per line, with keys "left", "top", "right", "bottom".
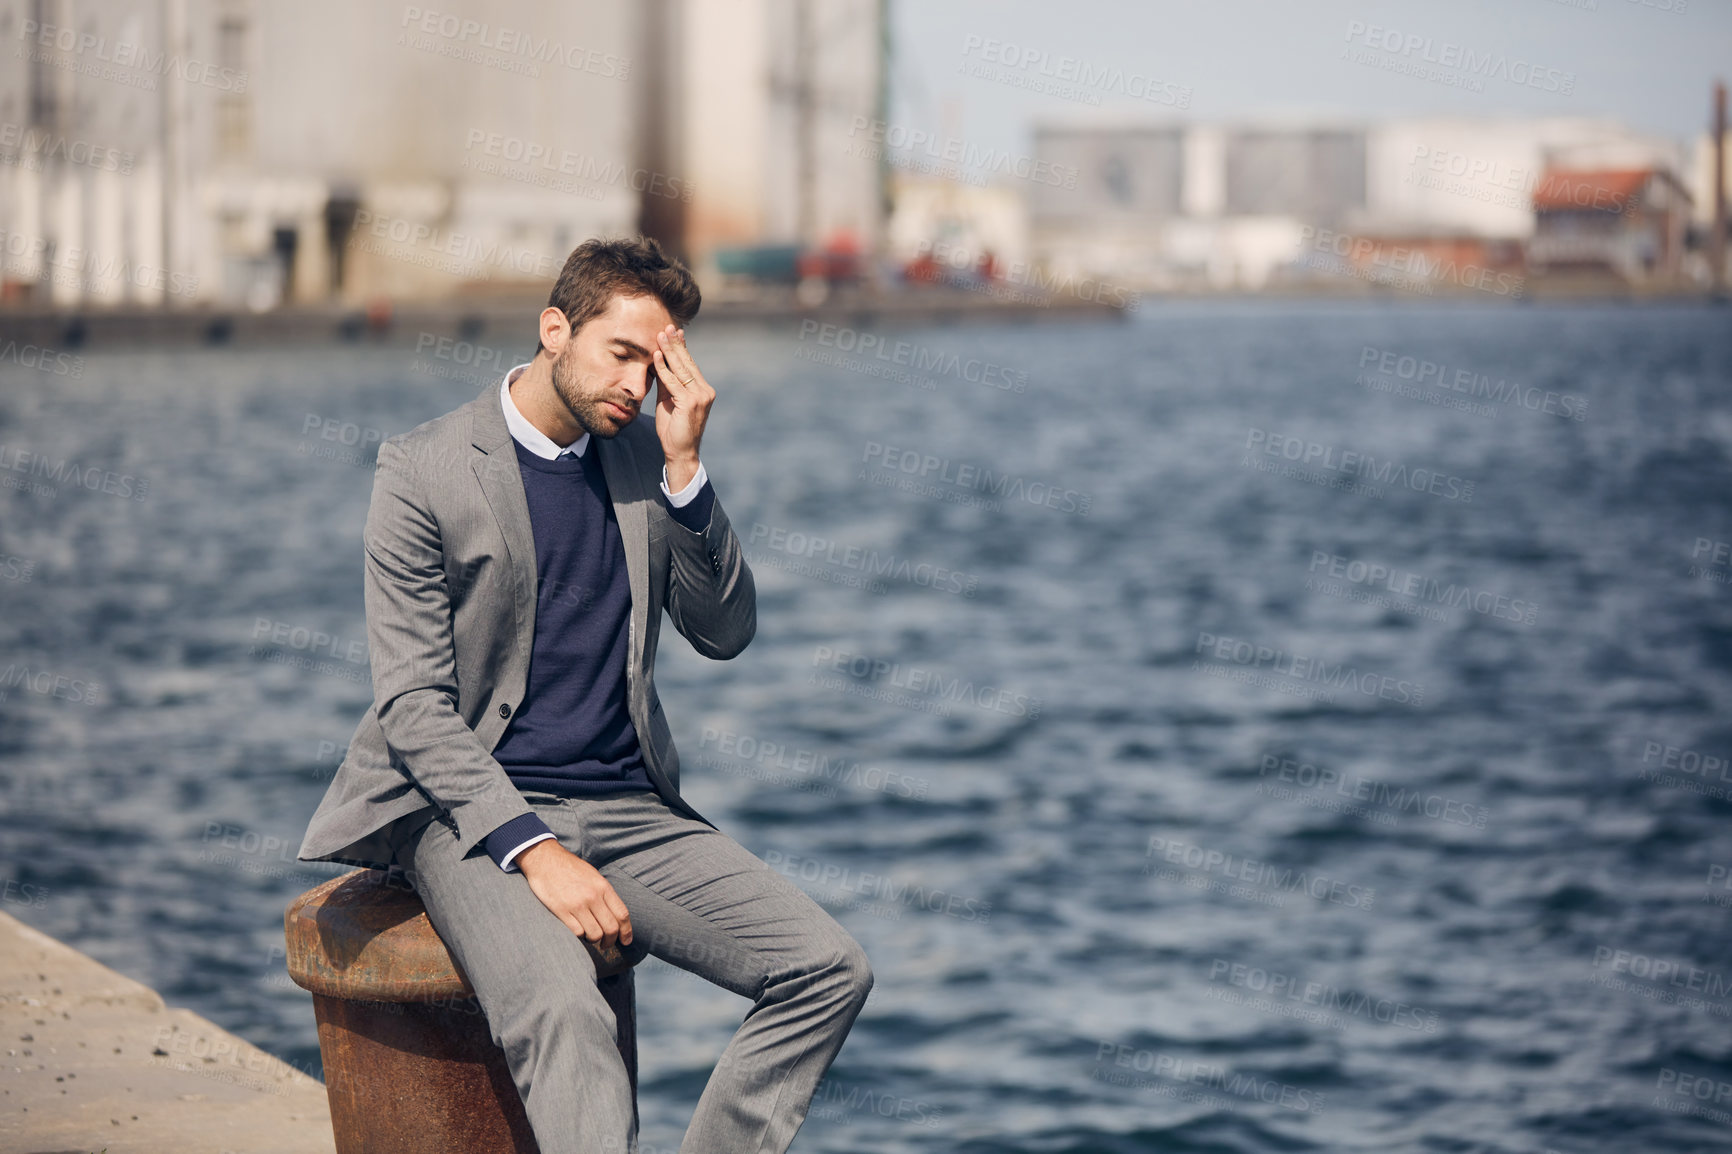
{"left": 285, "top": 867, "right": 638, "bottom": 1154}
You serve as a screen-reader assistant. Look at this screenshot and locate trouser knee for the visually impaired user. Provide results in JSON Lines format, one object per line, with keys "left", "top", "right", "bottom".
{"left": 784, "top": 936, "right": 872, "bottom": 1012}
{"left": 834, "top": 938, "right": 874, "bottom": 1005}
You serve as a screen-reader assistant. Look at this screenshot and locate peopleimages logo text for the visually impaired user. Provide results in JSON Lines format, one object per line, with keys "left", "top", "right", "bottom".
{"left": 399, "top": 7, "right": 630, "bottom": 77}
{"left": 16, "top": 18, "right": 249, "bottom": 91}
{"left": 811, "top": 646, "right": 1041, "bottom": 719}
{"left": 1245, "top": 428, "right": 1475, "bottom": 503}
{"left": 1146, "top": 836, "right": 1377, "bottom": 910}
{"left": 762, "top": 850, "right": 991, "bottom": 923}
{"left": 0, "top": 441, "right": 149, "bottom": 501}
{"left": 0, "top": 122, "right": 134, "bottom": 174}
{"left": 1207, "top": 958, "right": 1442, "bottom": 1032}
{"left": 1358, "top": 346, "right": 1586, "bottom": 420}
{"left": 959, "top": 35, "right": 1193, "bottom": 108}
{"left": 847, "top": 116, "right": 1077, "bottom": 188}
{"left": 1307, "top": 550, "right": 1538, "bottom": 625}
{"left": 1092, "top": 1042, "right": 1325, "bottom": 1114}
{"left": 749, "top": 523, "right": 978, "bottom": 596}
{"left": 799, "top": 322, "right": 1027, "bottom": 392}
{"left": 697, "top": 727, "right": 928, "bottom": 799}
{"left": 1194, "top": 631, "right": 1424, "bottom": 706}
{"left": 0, "top": 664, "right": 101, "bottom": 706}
{"left": 1259, "top": 754, "right": 1488, "bottom": 828}
{"left": 1297, "top": 226, "right": 1524, "bottom": 298}
{"left": 0, "top": 338, "right": 83, "bottom": 377}
{"left": 1592, "top": 945, "right": 1732, "bottom": 1000}
{"left": 1342, "top": 21, "right": 1576, "bottom": 94}
{"left": 862, "top": 441, "right": 1089, "bottom": 515}
{"left": 462, "top": 130, "right": 689, "bottom": 200}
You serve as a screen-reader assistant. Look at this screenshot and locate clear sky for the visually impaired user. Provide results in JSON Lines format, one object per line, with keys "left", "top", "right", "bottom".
{"left": 891, "top": 0, "right": 1728, "bottom": 156}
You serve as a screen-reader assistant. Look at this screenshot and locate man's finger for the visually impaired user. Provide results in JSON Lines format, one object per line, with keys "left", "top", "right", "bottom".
{"left": 592, "top": 905, "right": 620, "bottom": 941}
{"left": 670, "top": 345, "right": 704, "bottom": 388}
{"left": 653, "top": 349, "right": 687, "bottom": 398}
{"left": 657, "top": 332, "right": 702, "bottom": 387}
{"left": 603, "top": 890, "right": 633, "bottom": 945}
{"left": 573, "top": 909, "right": 605, "bottom": 943}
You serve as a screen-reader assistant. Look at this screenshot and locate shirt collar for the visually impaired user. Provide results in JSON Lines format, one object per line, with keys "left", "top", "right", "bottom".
{"left": 500, "top": 363, "right": 589, "bottom": 460}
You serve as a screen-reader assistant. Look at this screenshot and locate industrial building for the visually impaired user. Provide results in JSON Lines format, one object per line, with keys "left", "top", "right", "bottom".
{"left": 0, "top": 0, "right": 886, "bottom": 309}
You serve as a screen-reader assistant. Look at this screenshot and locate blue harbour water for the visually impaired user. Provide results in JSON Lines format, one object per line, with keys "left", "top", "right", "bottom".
{"left": 1, "top": 301, "right": 1730, "bottom": 1153}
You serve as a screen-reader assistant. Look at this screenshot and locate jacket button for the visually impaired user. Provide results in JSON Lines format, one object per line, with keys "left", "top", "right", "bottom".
{"left": 498, "top": 702, "right": 511, "bottom": 718}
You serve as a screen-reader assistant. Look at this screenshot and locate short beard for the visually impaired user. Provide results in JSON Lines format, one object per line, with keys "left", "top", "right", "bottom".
{"left": 550, "top": 346, "right": 634, "bottom": 438}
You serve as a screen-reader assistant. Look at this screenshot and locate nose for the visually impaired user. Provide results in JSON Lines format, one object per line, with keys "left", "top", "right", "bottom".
{"left": 624, "top": 363, "right": 652, "bottom": 403}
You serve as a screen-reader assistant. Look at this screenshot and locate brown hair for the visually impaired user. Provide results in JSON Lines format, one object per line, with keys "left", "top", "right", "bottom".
{"left": 537, "top": 236, "right": 701, "bottom": 355}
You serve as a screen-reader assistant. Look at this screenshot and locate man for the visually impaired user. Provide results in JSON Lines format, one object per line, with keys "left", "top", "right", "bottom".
{"left": 296, "top": 237, "right": 872, "bottom": 1154}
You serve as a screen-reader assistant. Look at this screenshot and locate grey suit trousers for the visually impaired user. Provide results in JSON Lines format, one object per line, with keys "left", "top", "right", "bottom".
{"left": 391, "top": 789, "right": 873, "bottom": 1154}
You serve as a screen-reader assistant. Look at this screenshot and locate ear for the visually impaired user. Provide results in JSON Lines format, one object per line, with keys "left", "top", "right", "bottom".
{"left": 539, "top": 307, "right": 572, "bottom": 356}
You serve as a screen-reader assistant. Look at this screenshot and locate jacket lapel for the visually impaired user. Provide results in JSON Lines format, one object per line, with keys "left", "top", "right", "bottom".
{"left": 595, "top": 431, "right": 650, "bottom": 699}
{"left": 468, "top": 382, "right": 538, "bottom": 659}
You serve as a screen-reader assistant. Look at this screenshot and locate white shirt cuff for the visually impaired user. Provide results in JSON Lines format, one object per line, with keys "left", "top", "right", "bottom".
{"left": 660, "top": 461, "right": 708, "bottom": 507}
{"left": 498, "top": 831, "right": 557, "bottom": 872}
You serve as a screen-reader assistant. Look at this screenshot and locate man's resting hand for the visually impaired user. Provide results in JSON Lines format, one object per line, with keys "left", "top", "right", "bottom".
{"left": 516, "top": 839, "right": 633, "bottom": 952}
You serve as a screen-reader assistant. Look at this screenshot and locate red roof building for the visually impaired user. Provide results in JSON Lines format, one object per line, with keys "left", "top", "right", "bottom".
{"left": 1528, "top": 168, "right": 1693, "bottom": 284}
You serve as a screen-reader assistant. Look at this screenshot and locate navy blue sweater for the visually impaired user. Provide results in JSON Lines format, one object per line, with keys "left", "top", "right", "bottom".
{"left": 481, "top": 437, "right": 714, "bottom": 868}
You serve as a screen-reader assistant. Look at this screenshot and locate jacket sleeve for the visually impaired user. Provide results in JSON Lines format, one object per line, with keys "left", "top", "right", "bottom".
{"left": 362, "top": 437, "right": 537, "bottom": 860}
{"left": 660, "top": 478, "right": 756, "bottom": 661}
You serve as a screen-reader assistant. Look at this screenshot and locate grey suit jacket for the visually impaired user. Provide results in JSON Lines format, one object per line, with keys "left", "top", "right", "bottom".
{"left": 296, "top": 378, "right": 756, "bottom": 871}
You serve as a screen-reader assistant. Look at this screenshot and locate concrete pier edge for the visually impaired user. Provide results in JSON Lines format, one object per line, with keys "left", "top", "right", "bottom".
{"left": 0, "top": 908, "right": 336, "bottom": 1154}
